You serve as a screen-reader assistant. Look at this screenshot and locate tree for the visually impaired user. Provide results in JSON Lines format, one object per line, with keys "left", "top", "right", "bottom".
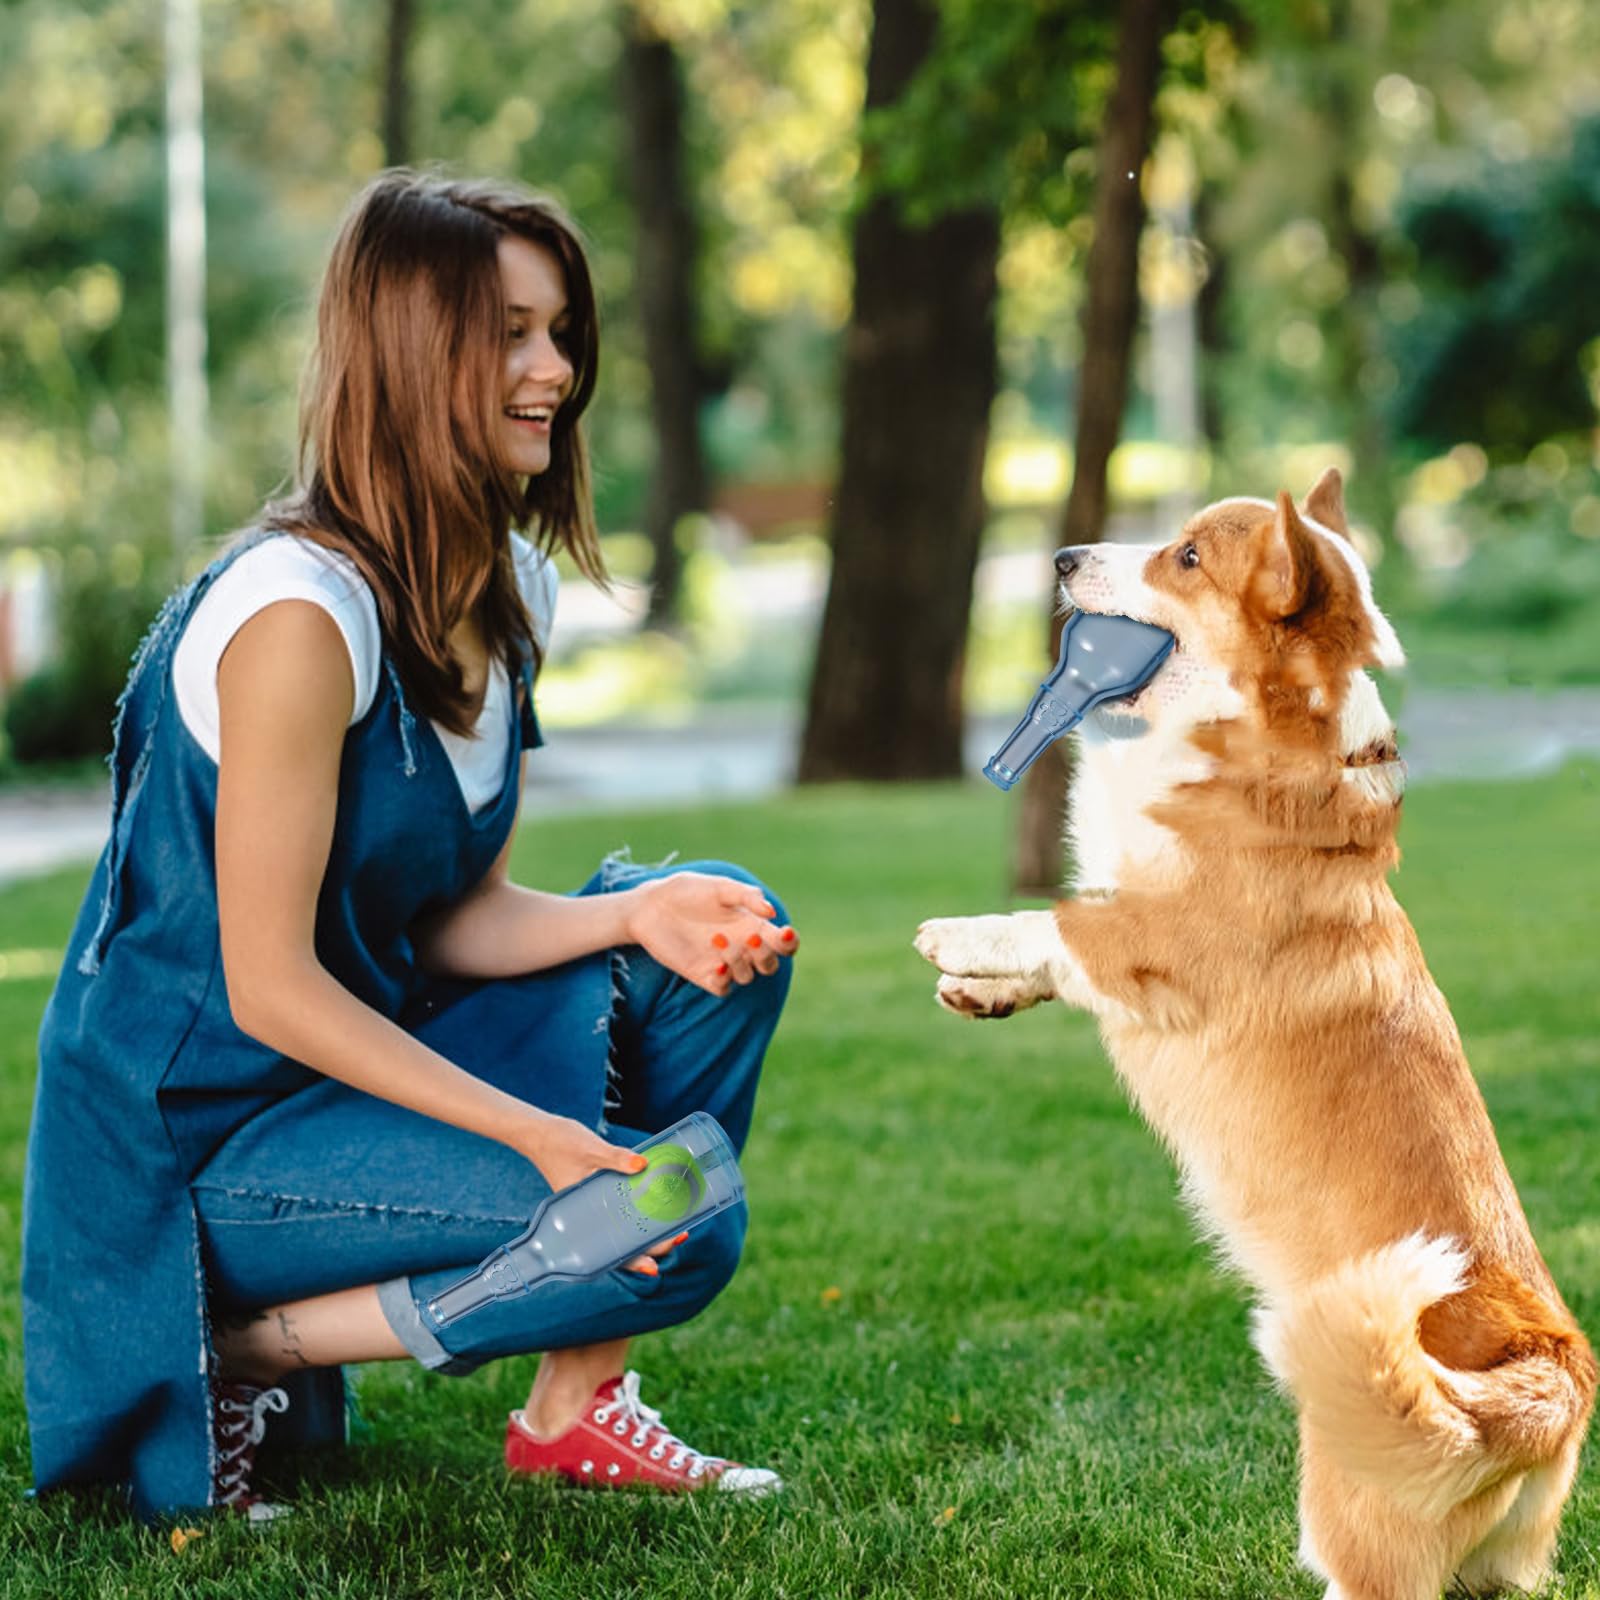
{"left": 1316, "top": 0, "right": 1397, "bottom": 548}
{"left": 1391, "top": 115, "right": 1600, "bottom": 457}
{"left": 797, "top": 0, "right": 1000, "bottom": 782}
{"left": 619, "top": 0, "right": 709, "bottom": 626}
{"left": 382, "top": 0, "right": 415, "bottom": 168}
{"left": 1013, "top": 0, "right": 1169, "bottom": 894}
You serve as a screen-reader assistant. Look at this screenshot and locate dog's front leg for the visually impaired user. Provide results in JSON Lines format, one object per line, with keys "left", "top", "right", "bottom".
{"left": 915, "top": 911, "right": 1098, "bottom": 1019}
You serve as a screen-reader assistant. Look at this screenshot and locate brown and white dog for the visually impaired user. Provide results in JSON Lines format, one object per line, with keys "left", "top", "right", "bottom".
{"left": 915, "top": 470, "right": 1594, "bottom": 1599}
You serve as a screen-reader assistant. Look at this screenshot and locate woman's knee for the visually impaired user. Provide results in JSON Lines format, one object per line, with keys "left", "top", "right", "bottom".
{"left": 661, "top": 1203, "right": 746, "bottom": 1311}
{"left": 678, "top": 859, "right": 792, "bottom": 1007}
{"left": 674, "top": 860, "right": 790, "bottom": 932}
{"left": 414, "top": 1207, "right": 748, "bottom": 1365}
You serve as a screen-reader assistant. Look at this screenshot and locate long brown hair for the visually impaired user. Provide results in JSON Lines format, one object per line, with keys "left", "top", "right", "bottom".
{"left": 265, "top": 170, "right": 606, "bottom": 735}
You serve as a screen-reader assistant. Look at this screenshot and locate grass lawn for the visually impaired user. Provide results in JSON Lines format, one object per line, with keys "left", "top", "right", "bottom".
{"left": 2, "top": 766, "right": 1598, "bottom": 1598}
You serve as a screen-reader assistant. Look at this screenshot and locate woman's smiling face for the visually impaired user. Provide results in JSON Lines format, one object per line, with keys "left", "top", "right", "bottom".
{"left": 497, "top": 234, "right": 575, "bottom": 477}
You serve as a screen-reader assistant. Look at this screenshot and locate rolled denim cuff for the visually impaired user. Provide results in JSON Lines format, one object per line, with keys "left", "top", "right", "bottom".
{"left": 376, "top": 1275, "right": 481, "bottom": 1376}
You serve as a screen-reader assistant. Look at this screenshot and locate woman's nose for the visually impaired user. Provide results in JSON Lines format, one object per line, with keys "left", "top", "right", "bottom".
{"left": 532, "top": 336, "right": 573, "bottom": 390}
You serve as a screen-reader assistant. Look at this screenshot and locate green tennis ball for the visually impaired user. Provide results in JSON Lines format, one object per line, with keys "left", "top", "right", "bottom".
{"left": 629, "top": 1141, "right": 706, "bottom": 1223}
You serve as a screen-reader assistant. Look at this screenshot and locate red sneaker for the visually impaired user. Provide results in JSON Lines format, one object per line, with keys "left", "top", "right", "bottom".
{"left": 505, "top": 1371, "right": 781, "bottom": 1496}
{"left": 211, "top": 1379, "right": 292, "bottom": 1522}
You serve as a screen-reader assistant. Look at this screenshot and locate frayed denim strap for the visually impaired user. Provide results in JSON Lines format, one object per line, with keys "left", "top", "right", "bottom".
{"left": 77, "top": 589, "right": 186, "bottom": 974}
{"left": 382, "top": 658, "right": 420, "bottom": 778}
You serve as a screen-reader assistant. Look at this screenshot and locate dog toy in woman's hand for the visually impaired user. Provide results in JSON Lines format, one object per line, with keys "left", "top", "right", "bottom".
{"left": 424, "top": 1112, "right": 744, "bottom": 1329}
{"left": 984, "top": 610, "right": 1176, "bottom": 791}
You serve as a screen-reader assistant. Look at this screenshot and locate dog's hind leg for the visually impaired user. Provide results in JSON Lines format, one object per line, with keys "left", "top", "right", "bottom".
{"left": 1453, "top": 1437, "right": 1581, "bottom": 1596}
{"left": 1297, "top": 1431, "right": 1513, "bottom": 1600}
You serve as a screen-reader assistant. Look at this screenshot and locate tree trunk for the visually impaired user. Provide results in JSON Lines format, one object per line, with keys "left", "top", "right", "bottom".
{"left": 1194, "top": 184, "right": 1228, "bottom": 450}
{"left": 620, "top": 2, "right": 707, "bottom": 627}
{"left": 382, "top": 0, "right": 414, "bottom": 167}
{"left": 1013, "top": 0, "right": 1166, "bottom": 894}
{"left": 797, "top": 0, "right": 1000, "bottom": 783}
{"left": 164, "top": 0, "right": 208, "bottom": 562}
{"left": 1321, "top": 0, "right": 1397, "bottom": 553}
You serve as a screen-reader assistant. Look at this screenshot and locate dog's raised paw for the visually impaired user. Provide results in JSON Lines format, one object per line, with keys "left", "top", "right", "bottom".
{"left": 936, "top": 975, "right": 1019, "bottom": 1019}
{"left": 913, "top": 919, "right": 949, "bottom": 966}
{"left": 916, "top": 915, "right": 1003, "bottom": 974}
{"left": 916, "top": 913, "right": 1048, "bottom": 979}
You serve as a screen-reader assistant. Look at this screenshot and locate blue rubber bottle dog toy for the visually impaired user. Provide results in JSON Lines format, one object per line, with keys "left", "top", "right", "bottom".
{"left": 984, "top": 609, "right": 1176, "bottom": 791}
{"left": 423, "top": 1111, "right": 744, "bottom": 1329}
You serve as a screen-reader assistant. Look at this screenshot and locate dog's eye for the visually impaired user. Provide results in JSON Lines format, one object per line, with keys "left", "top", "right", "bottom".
{"left": 1178, "top": 543, "right": 1201, "bottom": 570}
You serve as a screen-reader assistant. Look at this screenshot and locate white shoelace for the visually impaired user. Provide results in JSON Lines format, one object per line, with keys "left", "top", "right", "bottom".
{"left": 593, "top": 1370, "right": 714, "bottom": 1479}
{"left": 214, "top": 1385, "right": 290, "bottom": 1503}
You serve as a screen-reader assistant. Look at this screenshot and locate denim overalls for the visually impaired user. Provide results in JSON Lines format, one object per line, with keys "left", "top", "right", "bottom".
{"left": 22, "top": 532, "right": 788, "bottom": 1521}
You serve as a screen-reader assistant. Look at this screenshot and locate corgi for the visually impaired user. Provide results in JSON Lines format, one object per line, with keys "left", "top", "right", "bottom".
{"left": 915, "top": 470, "right": 1594, "bottom": 1599}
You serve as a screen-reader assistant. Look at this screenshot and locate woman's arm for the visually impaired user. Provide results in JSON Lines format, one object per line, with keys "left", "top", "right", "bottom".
{"left": 411, "top": 813, "right": 795, "bottom": 993}
{"left": 410, "top": 812, "right": 637, "bottom": 978}
{"left": 214, "top": 601, "right": 641, "bottom": 1193}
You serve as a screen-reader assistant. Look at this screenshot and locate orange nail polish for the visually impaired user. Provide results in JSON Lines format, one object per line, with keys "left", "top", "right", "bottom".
{"left": 715, "top": 962, "right": 729, "bottom": 976}
{"left": 711, "top": 932, "right": 729, "bottom": 950}
{"left": 638, "top": 1260, "right": 659, "bottom": 1277}
{"left": 781, "top": 927, "right": 796, "bottom": 942}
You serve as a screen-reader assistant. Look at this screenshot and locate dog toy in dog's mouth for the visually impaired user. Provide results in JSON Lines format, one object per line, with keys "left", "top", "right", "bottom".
{"left": 983, "top": 609, "right": 1176, "bottom": 791}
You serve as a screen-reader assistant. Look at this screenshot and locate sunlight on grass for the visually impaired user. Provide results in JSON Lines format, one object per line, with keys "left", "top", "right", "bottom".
{"left": 0, "top": 948, "right": 60, "bottom": 982}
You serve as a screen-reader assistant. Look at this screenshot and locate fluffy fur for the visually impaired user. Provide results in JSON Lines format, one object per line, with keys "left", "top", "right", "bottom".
{"left": 916, "top": 470, "right": 1594, "bottom": 1599}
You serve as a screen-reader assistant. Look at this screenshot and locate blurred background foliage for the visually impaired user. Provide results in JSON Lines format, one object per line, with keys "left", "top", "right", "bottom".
{"left": 2, "top": 0, "right": 1598, "bottom": 770}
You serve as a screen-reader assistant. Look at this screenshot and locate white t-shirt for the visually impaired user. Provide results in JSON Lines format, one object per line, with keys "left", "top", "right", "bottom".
{"left": 172, "top": 531, "right": 557, "bottom": 813}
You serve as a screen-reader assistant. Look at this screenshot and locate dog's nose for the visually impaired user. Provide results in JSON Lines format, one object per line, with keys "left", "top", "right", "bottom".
{"left": 1054, "top": 546, "right": 1085, "bottom": 580}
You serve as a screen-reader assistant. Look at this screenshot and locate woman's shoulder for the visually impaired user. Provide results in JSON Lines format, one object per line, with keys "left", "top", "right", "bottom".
{"left": 211, "top": 531, "right": 379, "bottom": 652}
{"left": 173, "top": 532, "right": 385, "bottom": 759}
{"left": 219, "top": 530, "right": 375, "bottom": 610}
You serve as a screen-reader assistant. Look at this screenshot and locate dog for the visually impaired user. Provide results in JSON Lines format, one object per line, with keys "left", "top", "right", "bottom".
{"left": 915, "top": 470, "right": 1594, "bottom": 1599}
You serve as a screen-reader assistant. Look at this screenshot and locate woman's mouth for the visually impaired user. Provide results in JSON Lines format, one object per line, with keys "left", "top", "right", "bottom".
{"left": 504, "top": 405, "right": 553, "bottom": 434}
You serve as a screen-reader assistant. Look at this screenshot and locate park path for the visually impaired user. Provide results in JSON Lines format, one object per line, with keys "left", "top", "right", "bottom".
{"left": 4, "top": 688, "right": 1600, "bottom": 889}
{"left": 4, "top": 540, "right": 1599, "bottom": 887}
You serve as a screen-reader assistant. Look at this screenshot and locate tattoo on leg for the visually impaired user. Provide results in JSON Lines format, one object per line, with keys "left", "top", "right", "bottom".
{"left": 277, "top": 1310, "right": 311, "bottom": 1369}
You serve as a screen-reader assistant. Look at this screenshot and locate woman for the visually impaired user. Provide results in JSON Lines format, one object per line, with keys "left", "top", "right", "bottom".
{"left": 21, "top": 171, "right": 796, "bottom": 1522}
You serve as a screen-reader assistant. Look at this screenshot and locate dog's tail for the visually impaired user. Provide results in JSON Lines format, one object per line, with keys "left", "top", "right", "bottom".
{"left": 1253, "top": 1233, "right": 1596, "bottom": 1520}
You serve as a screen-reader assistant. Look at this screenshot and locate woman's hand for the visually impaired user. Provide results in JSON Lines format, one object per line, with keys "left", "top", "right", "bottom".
{"left": 513, "top": 1111, "right": 684, "bottom": 1277}
{"left": 621, "top": 872, "right": 798, "bottom": 997}
{"left": 517, "top": 1110, "right": 646, "bottom": 1194}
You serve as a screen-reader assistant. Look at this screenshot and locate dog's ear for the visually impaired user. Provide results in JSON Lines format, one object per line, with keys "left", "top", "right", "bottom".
{"left": 1303, "top": 466, "right": 1347, "bottom": 535}
{"left": 1278, "top": 479, "right": 1408, "bottom": 670}
{"left": 1252, "top": 492, "right": 1322, "bottom": 621}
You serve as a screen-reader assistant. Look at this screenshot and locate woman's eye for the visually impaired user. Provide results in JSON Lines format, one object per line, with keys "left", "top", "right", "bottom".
{"left": 1178, "top": 543, "right": 1200, "bottom": 569}
{"left": 507, "top": 325, "right": 527, "bottom": 343}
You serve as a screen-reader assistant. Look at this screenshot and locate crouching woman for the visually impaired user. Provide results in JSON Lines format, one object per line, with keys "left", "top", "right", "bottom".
{"left": 21, "top": 171, "right": 796, "bottom": 1522}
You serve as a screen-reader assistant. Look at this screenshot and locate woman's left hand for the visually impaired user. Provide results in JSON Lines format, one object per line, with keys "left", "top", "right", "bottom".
{"left": 622, "top": 872, "right": 798, "bottom": 996}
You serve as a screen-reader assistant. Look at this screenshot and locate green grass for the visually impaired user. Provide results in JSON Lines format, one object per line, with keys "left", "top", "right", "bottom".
{"left": 2, "top": 767, "right": 1599, "bottom": 1597}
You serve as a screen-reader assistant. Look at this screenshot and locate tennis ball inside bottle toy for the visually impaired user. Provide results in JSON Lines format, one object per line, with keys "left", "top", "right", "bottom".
{"left": 424, "top": 1111, "right": 744, "bottom": 1329}
{"left": 630, "top": 1141, "right": 704, "bottom": 1222}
